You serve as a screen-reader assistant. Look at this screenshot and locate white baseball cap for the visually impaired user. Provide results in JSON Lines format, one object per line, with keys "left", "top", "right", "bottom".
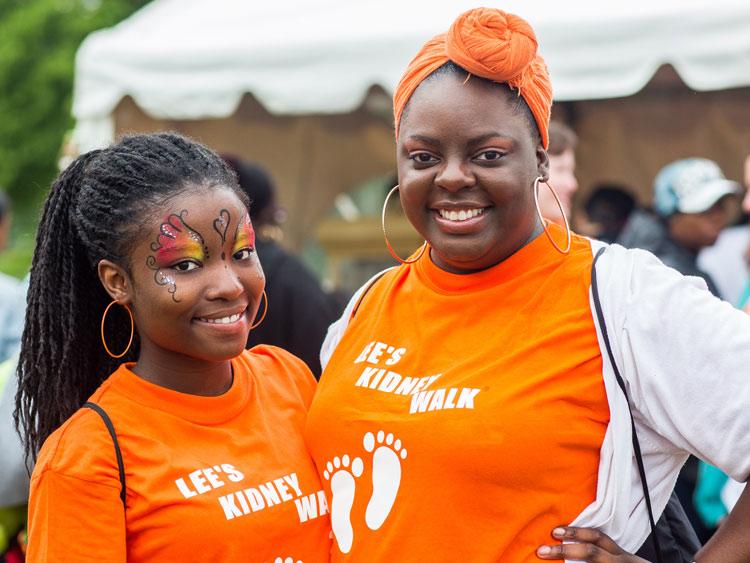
{"left": 654, "top": 158, "right": 740, "bottom": 217}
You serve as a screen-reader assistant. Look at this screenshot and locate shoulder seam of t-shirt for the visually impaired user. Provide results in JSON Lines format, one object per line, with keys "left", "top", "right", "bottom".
{"left": 350, "top": 266, "right": 398, "bottom": 319}
{"left": 252, "top": 345, "right": 311, "bottom": 378}
{"left": 43, "top": 405, "right": 116, "bottom": 474}
{"left": 31, "top": 465, "right": 124, "bottom": 492}
{"left": 256, "top": 346, "right": 312, "bottom": 383}
{"left": 257, "top": 343, "right": 298, "bottom": 361}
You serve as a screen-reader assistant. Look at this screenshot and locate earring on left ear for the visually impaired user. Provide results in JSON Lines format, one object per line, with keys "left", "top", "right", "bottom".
{"left": 249, "top": 290, "right": 268, "bottom": 330}
{"left": 533, "top": 176, "right": 572, "bottom": 255}
{"left": 381, "top": 185, "right": 427, "bottom": 265}
{"left": 101, "top": 300, "right": 135, "bottom": 359}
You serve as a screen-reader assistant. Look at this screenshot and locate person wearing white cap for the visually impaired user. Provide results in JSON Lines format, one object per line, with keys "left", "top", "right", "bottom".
{"left": 618, "top": 157, "right": 741, "bottom": 297}
{"left": 617, "top": 157, "right": 741, "bottom": 542}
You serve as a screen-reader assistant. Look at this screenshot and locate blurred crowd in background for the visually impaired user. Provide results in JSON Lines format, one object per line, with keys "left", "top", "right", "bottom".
{"left": 2, "top": 1, "right": 750, "bottom": 560}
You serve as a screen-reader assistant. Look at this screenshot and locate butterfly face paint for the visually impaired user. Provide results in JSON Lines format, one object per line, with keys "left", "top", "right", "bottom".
{"left": 233, "top": 213, "right": 256, "bottom": 256}
{"left": 146, "top": 210, "right": 208, "bottom": 302}
{"left": 213, "top": 209, "right": 230, "bottom": 260}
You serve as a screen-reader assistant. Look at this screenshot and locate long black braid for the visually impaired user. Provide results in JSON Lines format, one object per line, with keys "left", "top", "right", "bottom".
{"left": 15, "top": 132, "right": 244, "bottom": 462}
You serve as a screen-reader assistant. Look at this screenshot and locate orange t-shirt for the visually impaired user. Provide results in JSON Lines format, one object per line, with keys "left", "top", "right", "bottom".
{"left": 28, "top": 346, "right": 330, "bottom": 563}
{"left": 305, "top": 231, "right": 610, "bottom": 561}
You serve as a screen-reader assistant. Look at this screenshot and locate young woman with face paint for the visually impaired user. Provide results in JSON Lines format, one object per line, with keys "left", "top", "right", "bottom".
{"left": 16, "top": 133, "right": 330, "bottom": 561}
{"left": 304, "top": 8, "right": 750, "bottom": 563}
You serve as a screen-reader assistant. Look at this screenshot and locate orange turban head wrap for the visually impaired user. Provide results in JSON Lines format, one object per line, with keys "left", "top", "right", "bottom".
{"left": 393, "top": 8, "right": 553, "bottom": 148}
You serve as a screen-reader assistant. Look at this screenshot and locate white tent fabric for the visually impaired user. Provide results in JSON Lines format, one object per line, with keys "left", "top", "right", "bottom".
{"left": 73, "top": 0, "right": 750, "bottom": 150}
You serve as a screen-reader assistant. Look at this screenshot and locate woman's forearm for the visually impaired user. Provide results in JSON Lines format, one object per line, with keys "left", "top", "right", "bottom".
{"left": 695, "top": 483, "right": 750, "bottom": 562}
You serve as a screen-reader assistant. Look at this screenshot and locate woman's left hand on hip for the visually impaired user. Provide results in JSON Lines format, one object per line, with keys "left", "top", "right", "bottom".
{"left": 537, "top": 526, "right": 649, "bottom": 562}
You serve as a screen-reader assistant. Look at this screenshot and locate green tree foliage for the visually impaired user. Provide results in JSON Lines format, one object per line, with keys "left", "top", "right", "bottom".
{"left": 0, "top": 0, "right": 151, "bottom": 212}
{"left": 0, "top": 0, "right": 150, "bottom": 276}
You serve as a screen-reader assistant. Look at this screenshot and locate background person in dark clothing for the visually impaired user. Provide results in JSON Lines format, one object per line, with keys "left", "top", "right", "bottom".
{"left": 223, "top": 156, "right": 340, "bottom": 378}
{"left": 618, "top": 158, "right": 740, "bottom": 296}
{"left": 617, "top": 157, "right": 741, "bottom": 543}
{"left": 578, "top": 184, "right": 637, "bottom": 243}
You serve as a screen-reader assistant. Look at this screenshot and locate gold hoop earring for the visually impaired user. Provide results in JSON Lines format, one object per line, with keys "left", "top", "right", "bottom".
{"left": 533, "top": 176, "right": 572, "bottom": 255}
{"left": 249, "top": 290, "right": 268, "bottom": 330}
{"left": 381, "top": 185, "right": 427, "bottom": 265}
{"left": 101, "top": 301, "right": 134, "bottom": 359}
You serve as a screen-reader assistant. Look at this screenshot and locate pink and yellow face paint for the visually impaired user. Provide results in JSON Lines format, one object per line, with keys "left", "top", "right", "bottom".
{"left": 146, "top": 211, "right": 208, "bottom": 302}
{"left": 150, "top": 212, "right": 208, "bottom": 268}
{"left": 232, "top": 213, "right": 256, "bottom": 255}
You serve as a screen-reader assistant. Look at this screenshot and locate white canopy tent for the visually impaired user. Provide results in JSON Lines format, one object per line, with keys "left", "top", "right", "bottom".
{"left": 72, "top": 0, "right": 750, "bottom": 249}
{"left": 74, "top": 0, "right": 750, "bottom": 148}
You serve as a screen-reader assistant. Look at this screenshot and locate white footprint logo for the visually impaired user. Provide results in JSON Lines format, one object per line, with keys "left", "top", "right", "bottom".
{"left": 271, "top": 558, "right": 302, "bottom": 563}
{"left": 363, "top": 430, "right": 407, "bottom": 530}
{"left": 323, "top": 455, "right": 364, "bottom": 554}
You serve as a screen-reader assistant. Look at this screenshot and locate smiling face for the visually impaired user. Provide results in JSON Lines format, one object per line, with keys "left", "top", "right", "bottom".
{"left": 396, "top": 72, "right": 548, "bottom": 274}
{"left": 125, "top": 187, "right": 264, "bottom": 363}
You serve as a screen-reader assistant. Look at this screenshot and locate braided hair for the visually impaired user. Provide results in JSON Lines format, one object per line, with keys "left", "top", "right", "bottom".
{"left": 15, "top": 132, "right": 243, "bottom": 461}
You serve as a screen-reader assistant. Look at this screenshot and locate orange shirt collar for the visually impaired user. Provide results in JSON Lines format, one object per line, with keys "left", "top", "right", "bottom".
{"left": 109, "top": 356, "right": 252, "bottom": 425}
{"left": 415, "top": 224, "right": 567, "bottom": 294}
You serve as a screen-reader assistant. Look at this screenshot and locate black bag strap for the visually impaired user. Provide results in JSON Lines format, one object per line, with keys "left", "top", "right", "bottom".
{"left": 350, "top": 268, "right": 395, "bottom": 319}
{"left": 591, "top": 247, "right": 663, "bottom": 563}
{"left": 83, "top": 401, "right": 126, "bottom": 507}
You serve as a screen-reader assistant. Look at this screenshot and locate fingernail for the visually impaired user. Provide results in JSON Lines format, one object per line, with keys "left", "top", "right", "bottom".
{"left": 537, "top": 545, "right": 551, "bottom": 556}
{"left": 552, "top": 527, "right": 566, "bottom": 538}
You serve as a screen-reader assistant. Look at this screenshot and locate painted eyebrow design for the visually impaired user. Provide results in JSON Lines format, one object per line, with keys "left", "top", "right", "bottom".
{"left": 232, "top": 214, "right": 255, "bottom": 252}
{"left": 156, "top": 243, "right": 203, "bottom": 254}
{"left": 213, "top": 209, "right": 230, "bottom": 244}
{"left": 146, "top": 210, "right": 208, "bottom": 302}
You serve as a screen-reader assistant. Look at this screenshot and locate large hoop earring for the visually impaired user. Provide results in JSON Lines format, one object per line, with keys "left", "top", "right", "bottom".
{"left": 381, "top": 185, "right": 427, "bottom": 265}
{"left": 249, "top": 290, "right": 268, "bottom": 330}
{"left": 101, "top": 301, "right": 134, "bottom": 359}
{"left": 533, "top": 176, "right": 572, "bottom": 255}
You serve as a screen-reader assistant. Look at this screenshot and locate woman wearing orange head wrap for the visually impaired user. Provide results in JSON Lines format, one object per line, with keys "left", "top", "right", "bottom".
{"left": 305, "top": 7, "right": 750, "bottom": 562}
